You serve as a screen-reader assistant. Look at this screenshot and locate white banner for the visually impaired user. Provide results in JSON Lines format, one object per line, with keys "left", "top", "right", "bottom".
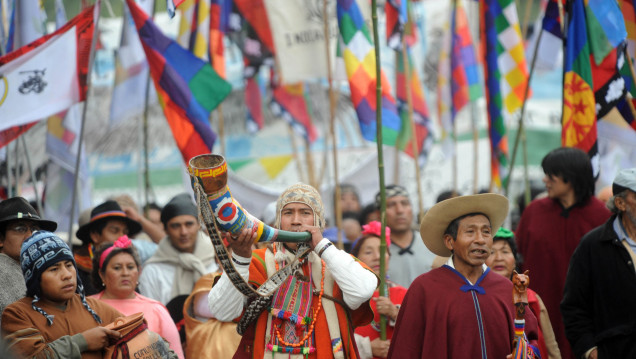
{"left": 263, "top": 0, "right": 370, "bottom": 84}
{"left": 0, "top": 28, "right": 79, "bottom": 130}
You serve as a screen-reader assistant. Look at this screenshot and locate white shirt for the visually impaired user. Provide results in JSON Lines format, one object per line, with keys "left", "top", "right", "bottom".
{"left": 139, "top": 260, "right": 218, "bottom": 305}
{"left": 208, "top": 238, "right": 378, "bottom": 321}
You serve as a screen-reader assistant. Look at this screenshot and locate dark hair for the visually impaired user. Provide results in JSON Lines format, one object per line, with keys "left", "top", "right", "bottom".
{"left": 541, "top": 147, "right": 595, "bottom": 204}
{"left": 350, "top": 234, "right": 390, "bottom": 258}
{"left": 91, "top": 243, "right": 141, "bottom": 291}
{"left": 443, "top": 212, "right": 490, "bottom": 240}
{"left": 436, "top": 190, "right": 461, "bottom": 203}
{"left": 359, "top": 203, "right": 379, "bottom": 225}
{"left": 89, "top": 220, "right": 109, "bottom": 236}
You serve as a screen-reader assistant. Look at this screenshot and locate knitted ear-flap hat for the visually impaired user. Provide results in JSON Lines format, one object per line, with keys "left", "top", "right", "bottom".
{"left": 274, "top": 183, "right": 326, "bottom": 231}
{"left": 21, "top": 231, "right": 102, "bottom": 325}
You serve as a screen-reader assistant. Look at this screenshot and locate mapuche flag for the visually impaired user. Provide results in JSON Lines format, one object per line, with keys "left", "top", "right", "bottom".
{"left": 0, "top": 5, "right": 97, "bottom": 148}
{"left": 562, "top": 0, "right": 598, "bottom": 170}
{"left": 127, "top": 0, "right": 231, "bottom": 163}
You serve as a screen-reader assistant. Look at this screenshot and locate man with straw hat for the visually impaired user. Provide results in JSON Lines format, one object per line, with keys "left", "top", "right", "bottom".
{"left": 387, "top": 194, "right": 540, "bottom": 359}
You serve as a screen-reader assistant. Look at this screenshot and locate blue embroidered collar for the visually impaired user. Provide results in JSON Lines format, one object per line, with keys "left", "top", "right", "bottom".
{"left": 443, "top": 264, "right": 490, "bottom": 295}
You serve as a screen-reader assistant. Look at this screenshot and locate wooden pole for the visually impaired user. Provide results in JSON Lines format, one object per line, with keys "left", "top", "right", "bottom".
{"left": 452, "top": 119, "right": 458, "bottom": 194}
{"left": 520, "top": 0, "right": 534, "bottom": 40}
{"left": 142, "top": 1, "right": 157, "bottom": 215}
{"left": 216, "top": 105, "right": 226, "bottom": 156}
{"left": 6, "top": 142, "right": 12, "bottom": 198}
{"left": 400, "top": 40, "right": 425, "bottom": 220}
{"left": 68, "top": 0, "right": 102, "bottom": 252}
{"left": 472, "top": 103, "right": 479, "bottom": 193}
{"left": 304, "top": 138, "right": 316, "bottom": 188}
{"left": 371, "top": 0, "right": 388, "bottom": 339}
{"left": 323, "top": 0, "right": 343, "bottom": 250}
{"left": 505, "top": 20, "right": 544, "bottom": 199}
{"left": 288, "top": 125, "right": 307, "bottom": 184}
{"left": 20, "top": 136, "right": 42, "bottom": 214}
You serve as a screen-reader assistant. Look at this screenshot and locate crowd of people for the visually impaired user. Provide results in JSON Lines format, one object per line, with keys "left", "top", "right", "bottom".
{"left": 0, "top": 146, "right": 633, "bottom": 358}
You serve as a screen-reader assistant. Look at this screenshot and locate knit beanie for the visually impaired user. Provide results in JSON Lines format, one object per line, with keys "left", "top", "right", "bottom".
{"left": 20, "top": 231, "right": 101, "bottom": 325}
{"left": 274, "top": 183, "right": 325, "bottom": 230}
{"left": 161, "top": 193, "right": 198, "bottom": 226}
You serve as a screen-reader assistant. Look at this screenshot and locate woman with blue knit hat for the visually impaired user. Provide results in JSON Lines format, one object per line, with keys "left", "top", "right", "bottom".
{"left": 1, "top": 231, "right": 123, "bottom": 359}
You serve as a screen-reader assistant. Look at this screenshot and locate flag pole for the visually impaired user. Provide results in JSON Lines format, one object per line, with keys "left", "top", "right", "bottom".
{"left": 20, "top": 136, "right": 42, "bottom": 214}
{"left": 142, "top": 0, "right": 158, "bottom": 215}
{"left": 68, "top": 1, "right": 102, "bottom": 252}
{"left": 400, "top": 37, "right": 424, "bottom": 221}
{"left": 504, "top": 19, "right": 543, "bottom": 202}
{"left": 216, "top": 105, "right": 226, "bottom": 156}
{"left": 323, "top": 0, "right": 343, "bottom": 250}
{"left": 6, "top": 142, "right": 12, "bottom": 197}
{"left": 471, "top": 104, "right": 479, "bottom": 193}
{"left": 304, "top": 138, "right": 316, "bottom": 188}
{"left": 371, "top": 0, "right": 388, "bottom": 339}
{"left": 453, "top": 119, "right": 458, "bottom": 194}
{"left": 288, "top": 124, "right": 308, "bottom": 184}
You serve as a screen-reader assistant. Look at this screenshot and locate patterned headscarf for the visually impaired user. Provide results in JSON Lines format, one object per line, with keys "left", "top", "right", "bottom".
{"left": 375, "top": 184, "right": 410, "bottom": 207}
{"left": 21, "top": 231, "right": 101, "bottom": 326}
{"left": 274, "top": 183, "right": 325, "bottom": 230}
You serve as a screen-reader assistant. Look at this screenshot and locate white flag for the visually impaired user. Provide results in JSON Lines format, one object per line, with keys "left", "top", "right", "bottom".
{"left": 0, "top": 28, "right": 80, "bottom": 129}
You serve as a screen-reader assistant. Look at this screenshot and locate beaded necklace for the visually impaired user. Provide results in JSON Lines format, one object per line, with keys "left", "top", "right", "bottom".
{"left": 269, "top": 244, "right": 326, "bottom": 353}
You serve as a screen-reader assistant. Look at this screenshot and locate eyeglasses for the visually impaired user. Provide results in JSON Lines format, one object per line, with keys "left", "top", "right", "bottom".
{"left": 7, "top": 223, "right": 41, "bottom": 234}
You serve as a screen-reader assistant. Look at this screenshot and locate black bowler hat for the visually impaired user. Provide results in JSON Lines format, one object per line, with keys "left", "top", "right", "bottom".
{"left": 0, "top": 197, "right": 57, "bottom": 232}
{"left": 75, "top": 200, "right": 142, "bottom": 244}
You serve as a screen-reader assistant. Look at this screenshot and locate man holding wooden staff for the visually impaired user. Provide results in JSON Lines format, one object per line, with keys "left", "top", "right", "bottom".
{"left": 387, "top": 194, "right": 540, "bottom": 358}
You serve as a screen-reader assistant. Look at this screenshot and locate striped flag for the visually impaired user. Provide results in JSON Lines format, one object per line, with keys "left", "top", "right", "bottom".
{"left": 210, "top": 0, "right": 231, "bottom": 78}
{"left": 437, "top": 21, "right": 453, "bottom": 143}
{"left": 385, "top": 0, "right": 407, "bottom": 51}
{"left": 245, "top": 74, "right": 264, "bottom": 133}
{"left": 451, "top": 0, "right": 481, "bottom": 112}
{"left": 336, "top": 0, "right": 401, "bottom": 144}
{"left": 396, "top": 49, "right": 432, "bottom": 166}
{"left": 127, "top": 0, "right": 232, "bottom": 163}
{"left": 270, "top": 83, "right": 317, "bottom": 143}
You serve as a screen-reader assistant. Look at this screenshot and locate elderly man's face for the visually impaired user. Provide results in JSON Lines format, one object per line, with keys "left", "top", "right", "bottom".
{"left": 617, "top": 190, "right": 636, "bottom": 229}
{"left": 444, "top": 214, "right": 492, "bottom": 269}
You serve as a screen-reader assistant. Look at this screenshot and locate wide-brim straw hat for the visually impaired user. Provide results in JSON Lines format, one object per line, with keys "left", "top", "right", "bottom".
{"left": 419, "top": 194, "right": 509, "bottom": 257}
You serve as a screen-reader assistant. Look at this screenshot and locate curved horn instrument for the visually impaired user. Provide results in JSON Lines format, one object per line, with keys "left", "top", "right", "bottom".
{"left": 188, "top": 154, "right": 311, "bottom": 243}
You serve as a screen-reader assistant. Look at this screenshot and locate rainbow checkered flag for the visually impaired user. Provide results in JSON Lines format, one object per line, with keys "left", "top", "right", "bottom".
{"left": 337, "top": 0, "right": 401, "bottom": 144}
{"left": 480, "top": 0, "right": 529, "bottom": 188}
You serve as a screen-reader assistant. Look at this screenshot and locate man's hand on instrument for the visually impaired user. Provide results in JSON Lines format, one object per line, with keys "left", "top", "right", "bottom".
{"left": 229, "top": 227, "right": 257, "bottom": 258}
{"left": 297, "top": 224, "right": 324, "bottom": 250}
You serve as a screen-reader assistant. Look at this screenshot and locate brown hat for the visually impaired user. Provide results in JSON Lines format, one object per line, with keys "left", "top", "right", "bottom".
{"left": 419, "top": 194, "right": 509, "bottom": 257}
